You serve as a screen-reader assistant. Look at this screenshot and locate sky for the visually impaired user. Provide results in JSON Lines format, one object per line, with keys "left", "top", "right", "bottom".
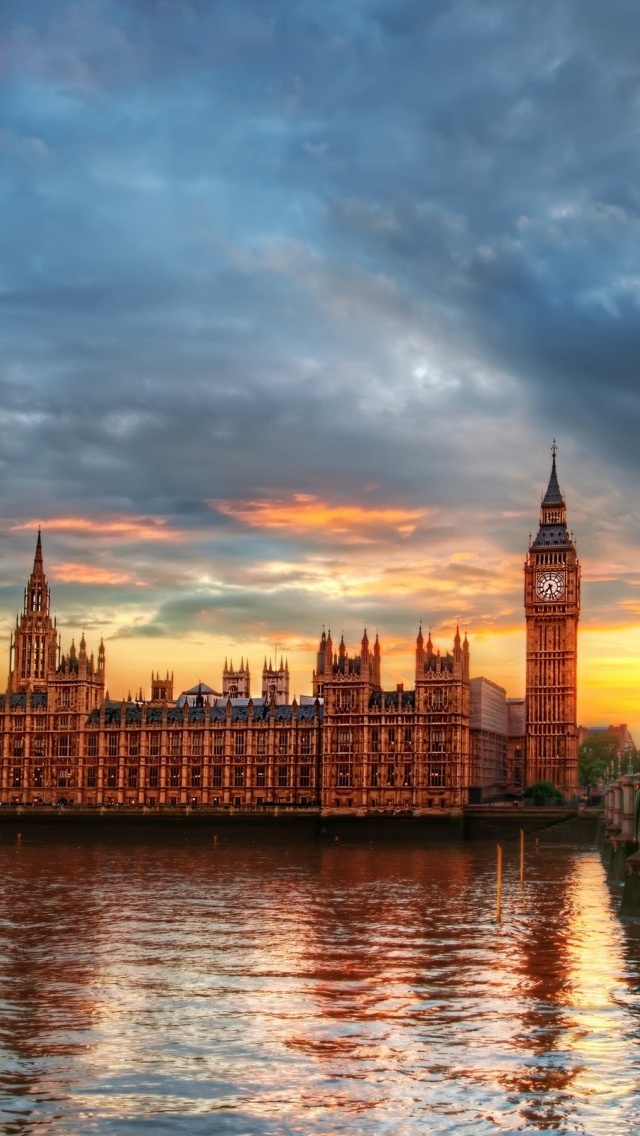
{"left": 2, "top": 0, "right": 640, "bottom": 735}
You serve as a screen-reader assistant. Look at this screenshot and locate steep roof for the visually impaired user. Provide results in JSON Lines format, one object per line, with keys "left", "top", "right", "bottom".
{"left": 541, "top": 451, "right": 564, "bottom": 507}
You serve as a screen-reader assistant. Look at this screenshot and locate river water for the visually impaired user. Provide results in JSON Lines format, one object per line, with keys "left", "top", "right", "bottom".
{"left": 0, "top": 837, "right": 638, "bottom": 1135}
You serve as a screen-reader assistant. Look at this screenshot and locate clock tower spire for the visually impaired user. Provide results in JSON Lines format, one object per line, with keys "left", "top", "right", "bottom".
{"left": 524, "top": 443, "right": 580, "bottom": 797}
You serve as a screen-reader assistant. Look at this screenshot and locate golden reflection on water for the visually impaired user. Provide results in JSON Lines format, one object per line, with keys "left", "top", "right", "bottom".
{"left": 0, "top": 838, "right": 638, "bottom": 1134}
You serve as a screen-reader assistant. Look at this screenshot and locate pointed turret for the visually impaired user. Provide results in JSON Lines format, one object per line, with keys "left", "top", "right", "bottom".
{"left": 415, "top": 623, "right": 425, "bottom": 679}
{"left": 33, "top": 528, "right": 44, "bottom": 573}
{"left": 372, "top": 631, "right": 381, "bottom": 687}
{"left": 10, "top": 529, "right": 58, "bottom": 690}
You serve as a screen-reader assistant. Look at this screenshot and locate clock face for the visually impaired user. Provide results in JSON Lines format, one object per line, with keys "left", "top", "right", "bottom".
{"left": 536, "top": 571, "right": 565, "bottom": 601}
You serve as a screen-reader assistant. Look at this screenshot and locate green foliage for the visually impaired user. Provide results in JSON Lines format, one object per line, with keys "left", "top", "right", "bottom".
{"left": 579, "top": 733, "right": 640, "bottom": 784}
{"left": 523, "top": 780, "right": 564, "bottom": 804}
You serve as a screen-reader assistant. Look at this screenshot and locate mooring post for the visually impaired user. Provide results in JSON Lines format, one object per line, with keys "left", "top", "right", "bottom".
{"left": 519, "top": 828, "right": 524, "bottom": 886}
{"left": 496, "top": 843, "right": 503, "bottom": 923}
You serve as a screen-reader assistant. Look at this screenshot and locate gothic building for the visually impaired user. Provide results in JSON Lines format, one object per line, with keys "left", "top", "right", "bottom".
{"left": 0, "top": 447, "right": 581, "bottom": 807}
{"left": 316, "top": 627, "right": 471, "bottom": 809}
{"left": 524, "top": 445, "right": 580, "bottom": 796}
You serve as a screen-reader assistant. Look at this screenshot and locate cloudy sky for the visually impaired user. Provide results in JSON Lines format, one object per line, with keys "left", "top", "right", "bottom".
{"left": 2, "top": 0, "right": 640, "bottom": 732}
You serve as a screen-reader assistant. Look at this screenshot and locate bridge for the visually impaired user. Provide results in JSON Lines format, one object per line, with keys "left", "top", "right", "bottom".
{"left": 603, "top": 774, "right": 640, "bottom": 915}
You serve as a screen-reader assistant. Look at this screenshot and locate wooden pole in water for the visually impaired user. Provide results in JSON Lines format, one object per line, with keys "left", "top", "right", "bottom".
{"left": 496, "top": 843, "right": 503, "bottom": 923}
{"left": 519, "top": 828, "right": 525, "bottom": 886}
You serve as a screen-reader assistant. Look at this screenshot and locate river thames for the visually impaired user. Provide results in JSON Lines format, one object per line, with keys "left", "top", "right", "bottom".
{"left": 0, "top": 837, "right": 638, "bottom": 1135}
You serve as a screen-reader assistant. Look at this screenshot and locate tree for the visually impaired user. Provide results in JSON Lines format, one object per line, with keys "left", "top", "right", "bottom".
{"left": 523, "top": 780, "right": 564, "bottom": 804}
{"left": 579, "top": 733, "right": 640, "bottom": 784}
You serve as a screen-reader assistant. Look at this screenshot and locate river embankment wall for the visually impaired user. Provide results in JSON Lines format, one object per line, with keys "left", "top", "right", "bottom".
{"left": 0, "top": 806, "right": 600, "bottom": 846}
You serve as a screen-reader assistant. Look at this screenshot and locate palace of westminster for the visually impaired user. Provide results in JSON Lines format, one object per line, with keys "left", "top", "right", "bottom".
{"left": 0, "top": 451, "right": 581, "bottom": 809}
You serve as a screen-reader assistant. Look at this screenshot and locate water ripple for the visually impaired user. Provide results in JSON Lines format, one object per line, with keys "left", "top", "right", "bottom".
{"left": 0, "top": 842, "right": 637, "bottom": 1134}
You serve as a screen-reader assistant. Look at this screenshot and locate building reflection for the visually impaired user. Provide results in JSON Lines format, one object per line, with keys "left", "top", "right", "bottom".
{"left": 0, "top": 844, "right": 108, "bottom": 1129}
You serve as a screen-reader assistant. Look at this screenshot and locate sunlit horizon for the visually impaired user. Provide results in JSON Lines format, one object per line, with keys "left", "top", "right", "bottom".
{"left": 1, "top": 507, "right": 637, "bottom": 744}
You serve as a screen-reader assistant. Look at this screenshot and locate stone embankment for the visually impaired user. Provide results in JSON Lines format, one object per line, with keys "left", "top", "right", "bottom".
{"left": 0, "top": 804, "right": 600, "bottom": 846}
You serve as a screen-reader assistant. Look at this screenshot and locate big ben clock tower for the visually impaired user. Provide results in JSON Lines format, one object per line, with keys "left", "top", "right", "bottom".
{"left": 525, "top": 444, "right": 580, "bottom": 797}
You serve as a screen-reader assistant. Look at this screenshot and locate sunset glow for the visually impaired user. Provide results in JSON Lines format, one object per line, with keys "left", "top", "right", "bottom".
{"left": 214, "top": 496, "right": 428, "bottom": 537}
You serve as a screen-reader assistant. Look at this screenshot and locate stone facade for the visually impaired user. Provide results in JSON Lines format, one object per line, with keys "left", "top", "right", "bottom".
{"left": 0, "top": 540, "right": 472, "bottom": 809}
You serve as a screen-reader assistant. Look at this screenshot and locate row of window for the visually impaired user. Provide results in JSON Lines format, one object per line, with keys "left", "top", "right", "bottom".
{"left": 335, "top": 762, "right": 448, "bottom": 788}
{"left": 5, "top": 765, "right": 315, "bottom": 790}
{"left": 335, "top": 726, "right": 450, "bottom": 753}
{"left": 4, "top": 729, "right": 317, "bottom": 759}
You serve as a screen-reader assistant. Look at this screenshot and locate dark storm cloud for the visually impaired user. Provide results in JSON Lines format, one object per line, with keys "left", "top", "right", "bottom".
{"left": 2, "top": 0, "right": 640, "bottom": 659}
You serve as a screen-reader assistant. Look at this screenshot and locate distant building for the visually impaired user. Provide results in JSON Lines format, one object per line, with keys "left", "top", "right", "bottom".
{"left": 469, "top": 678, "right": 508, "bottom": 802}
{"left": 577, "top": 724, "right": 635, "bottom": 753}
{"left": 506, "top": 698, "right": 526, "bottom": 791}
{"left": 222, "top": 659, "right": 250, "bottom": 698}
{"left": 261, "top": 658, "right": 289, "bottom": 705}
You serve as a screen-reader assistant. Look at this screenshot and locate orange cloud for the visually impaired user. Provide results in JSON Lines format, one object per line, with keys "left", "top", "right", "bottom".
{"left": 50, "top": 563, "right": 143, "bottom": 586}
{"left": 213, "top": 495, "right": 428, "bottom": 536}
{"left": 14, "top": 517, "right": 182, "bottom": 541}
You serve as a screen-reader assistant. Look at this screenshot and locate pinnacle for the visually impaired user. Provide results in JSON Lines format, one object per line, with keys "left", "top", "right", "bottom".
{"left": 542, "top": 445, "right": 564, "bottom": 507}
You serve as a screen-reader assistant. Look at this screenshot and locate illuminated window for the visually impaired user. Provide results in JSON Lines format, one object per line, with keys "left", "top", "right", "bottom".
{"left": 337, "top": 763, "right": 351, "bottom": 787}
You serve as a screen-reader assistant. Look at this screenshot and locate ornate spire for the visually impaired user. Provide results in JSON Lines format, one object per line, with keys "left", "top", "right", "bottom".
{"left": 33, "top": 528, "right": 44, "bottom": 574}
{"left": 531, "top": 441, "right": 573, "bottom": 551}
{"left": 541, "top": 439, "right": 564, "bottom": 507}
